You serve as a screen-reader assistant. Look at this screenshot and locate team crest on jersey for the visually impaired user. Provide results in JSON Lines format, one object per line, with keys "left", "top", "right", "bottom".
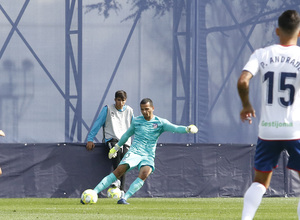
{"left": 111, "top": 112, "right": 115, "bottom": 117}
{"left": 152, "top": 123, "right": 158, "bottom": 129}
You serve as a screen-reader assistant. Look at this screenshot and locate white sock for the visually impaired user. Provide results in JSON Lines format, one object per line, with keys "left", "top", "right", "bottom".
{"left": 297, "top": 200, "right": 300, "bottom": 220}
{"left": 242, "top": 182, "right": 266, "bottom": 220}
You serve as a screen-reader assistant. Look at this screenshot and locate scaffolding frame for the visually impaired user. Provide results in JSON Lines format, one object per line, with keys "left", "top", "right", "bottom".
{"left": 172, "top": 0, "right": 195, "bottom": 125}
{"left": 65, "top": 0, "right": 83, "bottom": 142}
{"left": 0, "top": 0, "right": 195, "bottom": 143}
{"left": 0, "top": 0, "right": 84, "bottom": 142}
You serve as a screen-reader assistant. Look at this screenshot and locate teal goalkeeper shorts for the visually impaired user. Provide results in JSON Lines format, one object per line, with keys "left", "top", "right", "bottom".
{"left": 119, "top": 151, "right": 155, "bottom": 172}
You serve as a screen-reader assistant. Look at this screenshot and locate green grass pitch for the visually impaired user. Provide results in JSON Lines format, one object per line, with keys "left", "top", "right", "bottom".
{"left": 0, "top": 197, "right": 298, "bottom": 220}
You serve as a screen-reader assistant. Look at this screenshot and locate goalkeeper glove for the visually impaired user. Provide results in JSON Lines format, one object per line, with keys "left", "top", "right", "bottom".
{"left": 187, "top": 124, "right": 198, "bottom": 134}
{"left": 0, "top": 130, "right": 5, "bottom": 137}
{"left": 108, "top": 144, "right": 121, "bottom": 159}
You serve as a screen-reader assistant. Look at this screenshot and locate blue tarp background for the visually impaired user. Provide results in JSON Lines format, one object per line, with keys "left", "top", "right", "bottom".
{"left": 0, "top": 143, "right": 298, "bottom": 198}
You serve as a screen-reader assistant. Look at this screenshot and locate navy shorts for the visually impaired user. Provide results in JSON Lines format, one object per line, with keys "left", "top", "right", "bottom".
{"left": 255, "top": 138, "right": 300, "bottom": 172}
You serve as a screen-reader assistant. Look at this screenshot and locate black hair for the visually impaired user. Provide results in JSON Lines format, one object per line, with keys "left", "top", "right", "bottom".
{"left": 278, "top": 10, "right": 300, "bottom": 35}
{"left": 115, "top": 90, "right": 127, "bottom": 100}
{"left": 140, "top": 98, "right": 153, "bottom": 106}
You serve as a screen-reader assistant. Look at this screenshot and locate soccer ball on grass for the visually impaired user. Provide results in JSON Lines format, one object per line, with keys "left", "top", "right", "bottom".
{"left": 81, "top": 189, "right": 98, "bottom": 204}
{"left": 107, "top": 187, "right": 122, "bottom": 199}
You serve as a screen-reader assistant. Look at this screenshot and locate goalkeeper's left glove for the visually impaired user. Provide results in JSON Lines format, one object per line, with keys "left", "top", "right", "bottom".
{"left": 108, "top": 144, "right": 121, "bottom": 159}
{"left": 187, "top": 124, "right": 198, "bottom": 134}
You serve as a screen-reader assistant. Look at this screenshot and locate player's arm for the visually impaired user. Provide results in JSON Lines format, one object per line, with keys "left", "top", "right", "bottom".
{"left": 109, "top": 120, "right": 135, "bottom": 159}
{"left": 237, "top": 70, "right": 256, "bottom": 124}
{"left": 162, "top": 119, "right": 198, "bottom": 134}
{"left": 118, "top": 125, "right": 135, "bottom": 146}
{"left": 86, "top": 106, "right": 108, "bottom": 151}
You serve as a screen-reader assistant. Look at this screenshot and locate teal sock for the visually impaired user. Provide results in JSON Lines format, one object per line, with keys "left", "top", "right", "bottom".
{"left": 124, "top": 177, "right": 144, "bottom": 200}
{"left": 93, "top": 173, "right": 117, "bottom": 194}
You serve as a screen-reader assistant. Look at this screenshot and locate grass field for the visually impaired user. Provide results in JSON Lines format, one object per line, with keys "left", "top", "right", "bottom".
{"left": 0, "top": 197, "right": 298, "bottom": 220}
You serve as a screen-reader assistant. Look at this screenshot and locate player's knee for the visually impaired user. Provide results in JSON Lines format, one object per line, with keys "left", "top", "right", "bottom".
{"left": 138, "top": 174, "right": 149, "bottom": 181}
{"left": 113, "top": 165, "right": 127, "bottom": 178}
{"left": 138, "top": 167, "right": 152, "bottom": 180}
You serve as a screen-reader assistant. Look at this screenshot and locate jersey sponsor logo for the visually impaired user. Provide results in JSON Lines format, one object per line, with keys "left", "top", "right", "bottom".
{"left": 261, "top": 120, "right": 293, "bottom": 128}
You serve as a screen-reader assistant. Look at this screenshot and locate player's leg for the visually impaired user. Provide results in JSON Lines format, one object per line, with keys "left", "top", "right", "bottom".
{"left": 298, "top": 172, "right": 300, "bottom": 220}
{"left": 112, "top": 151, "right": 121, "bottom": 170}
{"left": 253, "top": 170, "right": 273, "bottom": 188}
{"left": 111, "top": 149, "right": 122, "bottom": 188}
{"left": 242, "top": 171, "right": 271, "bottom": 220}
{"left": 125, "top": 165, "right": 151, "bottom": 199}
{"left": 93, "top": 164, "right": 128, "bottom": 193}
{"left": 118, "top": 165, "right": 152, "bottom": 204}
{"left": 242, "top": 139, "right": 281, "bottom": 220}
{"left": 119, "top": 145, "right": 129, "bottom": 191}
{"left": 108, "top": 140, "right": 123, "bottom": 189}
{"left": 116, "top": 152, "right": 144, "bottom": 204}
{"left": 285, "top": 140, "right": 300, "bottom": 219}
{"left": 0, "top": 167, "right": 2, "bottom": 175}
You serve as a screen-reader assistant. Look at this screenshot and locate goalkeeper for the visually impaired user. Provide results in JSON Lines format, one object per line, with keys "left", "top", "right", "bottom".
{"left": 91, "top": 98, "right": 198, "bottom": 204}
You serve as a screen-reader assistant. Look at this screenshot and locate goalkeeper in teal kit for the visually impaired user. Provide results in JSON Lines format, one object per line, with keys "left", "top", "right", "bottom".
{"left": 85, "top": 98, "right": 198, "bottom": 205}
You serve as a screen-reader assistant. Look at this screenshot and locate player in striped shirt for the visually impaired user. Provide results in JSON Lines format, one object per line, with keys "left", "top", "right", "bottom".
{"left": 91, "top": 98, "right": 198, "bottom": 204}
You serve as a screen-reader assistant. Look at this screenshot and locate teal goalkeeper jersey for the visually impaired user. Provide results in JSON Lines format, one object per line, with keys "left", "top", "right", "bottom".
{"left": 117, "top": 115, "right": 188, "bottom": 158}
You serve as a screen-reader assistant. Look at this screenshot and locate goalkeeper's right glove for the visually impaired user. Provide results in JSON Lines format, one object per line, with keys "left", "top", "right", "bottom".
{"left": 187, "top": 124, "right": 198, "bottom": 134}
{"left": 108, "top": 144, "right": 121, "bottom": 159}
{"left": 0, "top": 130, "right": 5, "bottom": 137}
